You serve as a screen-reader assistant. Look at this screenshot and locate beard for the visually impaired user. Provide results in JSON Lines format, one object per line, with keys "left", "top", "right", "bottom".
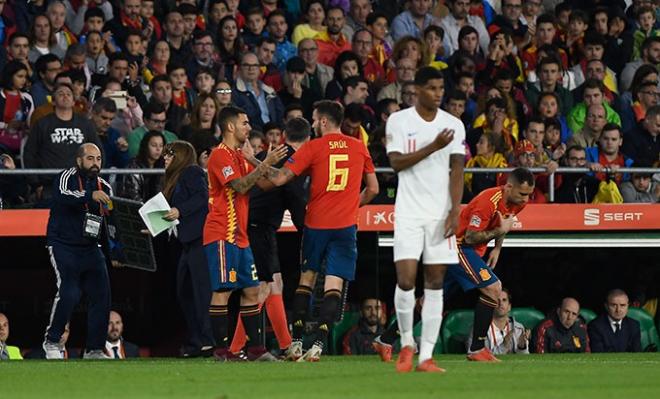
{"left": 82, "top": 165, "right": 100, "bottom": 178}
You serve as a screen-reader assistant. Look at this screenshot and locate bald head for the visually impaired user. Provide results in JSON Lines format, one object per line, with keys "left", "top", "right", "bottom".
{"left": 108, "top": 310, "right": 124, "bottom": 342}
{"left": 76, "top": 143, "right": 102, "bottom": 176}
{"left": 557, "top": 297, "right": 580, "bottom": 329}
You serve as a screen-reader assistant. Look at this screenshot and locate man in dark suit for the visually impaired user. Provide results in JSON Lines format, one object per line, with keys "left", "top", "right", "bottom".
{"left": 588, "top": 289, "right": 642, "bottom": 353}
{"left": 105, "top": 311, "right": 140, "bottom": 359}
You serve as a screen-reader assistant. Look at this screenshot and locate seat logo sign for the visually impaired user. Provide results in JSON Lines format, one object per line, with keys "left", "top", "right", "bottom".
{"left": 583, "top": 209, "right": 600, "bottom": 226}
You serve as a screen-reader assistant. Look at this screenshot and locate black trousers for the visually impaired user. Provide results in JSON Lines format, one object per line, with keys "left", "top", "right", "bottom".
{"left": 177, "top": 239, "right": 215, "bottom": 349}
{"left": 45, "top": 243, "right": 111, "bottom": 350}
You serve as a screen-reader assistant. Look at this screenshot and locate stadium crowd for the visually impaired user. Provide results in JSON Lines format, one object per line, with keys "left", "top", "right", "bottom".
{"left": 0, "top": 0, "right": 659, "bottom": 360}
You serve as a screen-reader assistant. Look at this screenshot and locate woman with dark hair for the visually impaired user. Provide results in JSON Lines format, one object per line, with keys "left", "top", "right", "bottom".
{"left": 217, "top": 16, "right": 246, "bottom": 82}
{"left": 119, "top": 130, "right": 165, "bottom": 202}
{"left": 324, "top": 50, "right": 363, "bottom": 100}
{"left": 291, "top": 0, "right": 326, "bottom": 46}
{"left": 161, "top": 140, "right": 215, "bottom": 358}
{"left": 213, "top": 79, "right": 233, "bottom": 111}
{"left": 180, "top": 94, "right": 221, "bottom": 158}
{"left": 0, "top": 61, "right": 35, "bottom": 155}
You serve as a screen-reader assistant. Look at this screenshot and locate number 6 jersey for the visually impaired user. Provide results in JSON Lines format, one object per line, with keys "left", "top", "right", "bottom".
{"left": 285, "top": 132, "right": 375, "bottom": 229}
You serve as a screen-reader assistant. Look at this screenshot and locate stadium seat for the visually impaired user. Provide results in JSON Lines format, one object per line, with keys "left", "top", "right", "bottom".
{"left": 440, "top": 310, "right": 474, "bottom": 354}
{"left": 627, "top": 307, "right": 660, "bottom": 351}
{"left": 510, "top": 308, "right": 545, "bottom": 330}
{"left": 579, "top": 308, "right": 597, "bottom": 324}
{"left": 330, "top": 311, "right": 361, "bottom": 355}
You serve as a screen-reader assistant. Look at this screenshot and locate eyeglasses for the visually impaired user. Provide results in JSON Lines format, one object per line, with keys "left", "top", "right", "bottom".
{"left": 215, "top": 88, "right": 232, "bottom": 94}
{"left": 640, "top": 91, "right": 660, "bottom": 97}
{"left": 241, "top": 63, "right": 260, "bottom": 69}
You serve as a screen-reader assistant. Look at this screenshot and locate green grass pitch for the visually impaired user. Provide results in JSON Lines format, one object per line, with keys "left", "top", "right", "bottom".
{"left": 2, "top": 354, "right": 660, "bottom": 398}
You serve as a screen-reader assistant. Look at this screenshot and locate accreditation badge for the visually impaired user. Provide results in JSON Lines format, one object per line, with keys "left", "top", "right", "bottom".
{"left": 83, "top": 213, "right": 103, "bottom": 239}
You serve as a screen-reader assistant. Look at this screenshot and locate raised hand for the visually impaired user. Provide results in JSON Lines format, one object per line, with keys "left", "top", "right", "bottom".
{"left": 263, "top": 144, "right": 289, "bottom": 166}
{"left": 92, "top": 190, "right": 111, "bottom": 204}
{"left": 496, "top": 212, "right": 515, "bottom": 235}
{"left": 433, "top": 129, "right": 455, "bottom": 151}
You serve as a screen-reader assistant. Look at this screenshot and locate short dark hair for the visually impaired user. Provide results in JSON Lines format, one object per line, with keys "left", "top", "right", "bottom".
{"left": 343, "top": 76, "right": 368, "bottom": 94}
{"left": 544, "top": 117, "right": 561, "bottom": 132}
{"left": 536, "top": 55, "right": 561, "bottom": 74}
{"left": 486, "top": 97, "right": 508, "bottom": 111}
{"left": 584, "top": 31, "right": 606, "bottom": 48}
{"left": 285, "top": 103, "right": 304, "bottom": 116}
{"left": 143, "top": 101, "right": 167, "bottom": 120}
{"left": 554, "top": 1, "right": 572, "bottom": 16}
{"left": 84, "top": 7, "right": 105, "bottom": 21}
{"left": 634, "top": 80, "right": 659, "bottom": 100}
{"left": 65, "top": 43, "right": 86, "bottom": 59}
{"left": 569, "top": 9, "right": 589, "bottom": 24}
{"left": 601, "top": 123, "right": 621, "bottom": 137}
{"left": 267, "top": 9, "right": 287, "bottom": 24}
{"left": 192, "top": 30, "right": 213, "bottom": 44}
{"left": 284, "top": 118, "right": 312, "bottom": 143}
{"left": 344, "top": 103, "right": 365, "bottom": 123}
{"left": 245, "top": 7, "right": 265, "bottom": 18}
{"left": 256, "top": 36, "right": 277, "bottom": 48}
{"left": 0, "top": 61, "right": 29, "bottom": 89}
{"left": 414, "top": 66, "right": 444, "bottom": 86}
{"left": 35, "top": 54, "right": 62, "bottom": 76}
{"left": 108, "top": 51, "right": 129, "bottom": 66}
{"left": 8, "top": 32, "right": 29, "bottom": 45}
{"left": 423, "top": 25, "right": 445, "bottom": 41}
{"left": 92, "top": 97, "right": 118, "bottom": 114}
{"left": 263, "top": 121, "right": 282, "bottom": 133}
{"left": 526, "top": 115, "right": 546, "bottom": 130}
{"left": 583, "top": 78, "right": 604, "bottom": 92}
{"left": 218, "top": 106, "right": 248, "bottom": 134}
{"left": 537, "top": 91, "right": 559, "bottom": 108}
{"left": 352, "top": 28, "right": 373, "bottom": 44}
{"left": 314, "top": 100, "right": 344, "bottom": 127}
{"left": 493, "top": 69, "right": 514, "bottom": 82}
{"left": 642, "top": 37, "right": 660, "bottom": 54}
{"left": 366, "top": 11, "right": 387, "bottom": 27}
{"left": 177, "top": 3, "right": 198, "bottom": 16}
{"left": 167, "top": 61, "right": 186, "bottom": 75}
{"left": 150, "top": 75, "right": 171, "bottom": 90}
{"left": 447, "top": 90, "right": 467, "bottom": 102}
{"left": 509, "top": 167, "right": 536, "bottom": 186}
{"left": 377, "top": 98, "right": 398, "bottom": 118}
{"left": 566, "top": 144, "right": 585, "bottom": 155}
{"left": 536, "top": 13, "right": 556, "bottom": 26}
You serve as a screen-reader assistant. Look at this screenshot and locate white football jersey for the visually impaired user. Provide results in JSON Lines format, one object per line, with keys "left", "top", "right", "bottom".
{"left": 386, "top": 107, "right": 466, "bottom": 220}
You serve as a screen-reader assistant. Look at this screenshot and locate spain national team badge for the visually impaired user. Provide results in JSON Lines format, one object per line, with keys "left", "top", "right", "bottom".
{"left": 229, "top": 270, "right": 237, "bottom": 283}
{"left": 573, "top": 336, "right": 581, "bottom": 348}
{"left": 479, "top": 269, "right": 491, "bottom": 281}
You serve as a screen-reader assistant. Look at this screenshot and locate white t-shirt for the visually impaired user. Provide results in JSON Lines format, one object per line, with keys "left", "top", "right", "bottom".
{"left": 386, "top": 107, "right": 465, "bottom": 220}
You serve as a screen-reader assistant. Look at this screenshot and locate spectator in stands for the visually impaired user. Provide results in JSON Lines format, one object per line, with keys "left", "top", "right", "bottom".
{"left": 542, "top": 118, "right": 567, "bottom": 161}
{"left": 568, "top": 79, "right": 621, "bottom": 134}
{"left": 534, "top": 297, "right": 589, "bottom": 353}
{"left": 390, "top": 0, "right": 440, "bottom": 42}
{"left": 242, "top": 7, "right": 267, "bottom": 49}
{"left": 367, "top": 11, "right": 393, "bottom": 67}
{"left": 568, "top": 103, "right": 607, "bottom": 149}
{"left": 342, "top": 298, "right": 384, "bottom": 355}
{"left": 520, "top": 14, "right": 569, "bottom": 76}
{"left": 622, "top": 81, "right": 660, "bottom": 133}
{"left": 91, "top": 98, "right": 129, "bottom": 169}
{"left": 106, "top": 311, "right": 140, "bottom": 359}
{"left": 473, "top": 87, "right": 520, "bottom": 145}
{"left": 467, "top": 97, "right": 515, "bottom": 158}
{"left": 24, "top": 83, "right": 100, "bottom": 206}
{"left": 126, "top": 102, "right": 176, "bottom": 159}
{"left": 344, "top": 0, "right": 372, "bottom": 40}
{"left": 587, "top": 124, "right": 633, "bottom": 185}
{"left": 352, "top": 29, "right": 386, "bottom": 88}
{"left": 489, "top": 0, "right": 529, "bottom": 49}
{"left": 315, "top": 6, "right": 352, "bottom": 68}
{"left": 620, "top": 37, "right": 660, "bottom": 93}
{"left": 267, "top": 9, "right": 296, "bottom": 71}
{"left": 464, "top": 132, "right": 508, "bottom": 198}
{"left": 342, "top": 76, "right": 370, "bottom": 108}
{"left": 620, "top": 167, "right": 660, "bottom": 203}
{"left": 341, "top": 102, "right": 370, "bottom": 144}
{"left": 623, "top": 105, "right": 660, "bottom": 166}
{"left": 232, "top": 52, "right": 284, "bottom": 131}
{"left": 25, "top": 322, "right": 78, "bottom": 359}
{"left": 168, "top": 62, "right": 196, "bottom": 113}
{"left": 555, "top": 145, "right": 600, "bottom": 203}
{"left": 31, "top": 54, "right": 63, "bottom": 108}
{"left": 104, "top": 0, "right": 148, "bottom": 51}
{"left": 631, "top": 6, "right": 659, "bottom": 62}
{"left": 162, "top": 10, "right": 191, "bottom": 62}
{"left": 149, "top": 75, "right": 189, "bottom": 135}
{"left": 194, "top": 68, "right": 217, "bottom": 96}
{"left": 278, "top": 56, "right": 320, "bottom": 119}
{"left": 292, "top": 0, "right": 327, "bottom": 46}
{"left": 119, "top": 130, "right": 165, "bottom": 202}
{"left": 144, "top": 40, "right": 170, "bottom": 83}
{"left": 0, "top": 313, "right": 22, "bottom": 360}
{"left": 571, "top": 34, "right": 618, "bottom": 98}
{"left": 218, "top": 16, "right": 246, "bottom": 83}
{"left": 526, "top": 55, "right": 573, "bottom": 118}
{"left": 377, "top": 57, "right": 415, "bottom": 104}
{"left": 4, "top": 33, "right": 32, "bottom": 77}
{"left": 0, "top": 61, "right": 34, "bottom": 156}
{"left": 180, "top": 94, "right": 221, "bottom": 156}
{"left": 467, "top": 288, "right": 530, "bottom": 354}
{"left": 47, "top": 0, "right": 76, "bottom": 55}
{"left": 213, "top": 80, "right": 234, "bottom": 111}
{"left": 186, "top": 31, "right": 222, "bottom": 87}
{"left": 440, "top": 0, "right": 489, "bottom": 55}
{"left": 284, "top": 103, "right": 305, "bottom": 123}
{"left": 257, "top": 37, "right": 283, "bottom": 92}
{"left": 589, "top": 289, "right": 642, "bottom": 353}
{"left": 299, "top": 38, "right": 334, "bottom": 100}
{"left": 28, "top": 14, "right": 65, "bottom": 64}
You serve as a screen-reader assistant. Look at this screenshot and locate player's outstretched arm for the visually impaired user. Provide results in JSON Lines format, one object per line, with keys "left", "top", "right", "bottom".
{"left": 388, "top": 129, "right": 454, "bottom": 172}
{"left": 229, "top": 145, "right": 289, "bottom": 194}
{"left": 444, "top": 153, "right": 465, "bottom": 237}
{"left": 359, "top": 172, "right": 379, "bottom": 206}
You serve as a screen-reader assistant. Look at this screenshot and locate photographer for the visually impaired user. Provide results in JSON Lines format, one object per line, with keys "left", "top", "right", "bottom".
{"left": 42, "top": 143, "right": 118, "bottom": 360}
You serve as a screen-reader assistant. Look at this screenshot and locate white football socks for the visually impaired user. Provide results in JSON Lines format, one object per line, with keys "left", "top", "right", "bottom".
{"left": 419, "top": 288, "right": 443, "bottom": 363}
{"left": 394, "top": 285, "right": 416, "bottom": 348}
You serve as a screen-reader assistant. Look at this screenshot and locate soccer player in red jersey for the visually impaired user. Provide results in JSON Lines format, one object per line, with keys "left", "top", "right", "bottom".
{"left": 448, "top": 167, "right": 536, "bottom": 362}
{"left": 204, "top": 106, "right": 287, "bottom": 362}
{"left": 268, "top": 100, "right": 379, "bottom": 361}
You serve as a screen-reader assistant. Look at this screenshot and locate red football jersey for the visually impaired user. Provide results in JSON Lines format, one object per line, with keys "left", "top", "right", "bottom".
{"left": 203, "top": 143, "right": 254, "bottom": 247}
{"left": 285, "top": 133, "right": 375, "bottom": 229}
{"left": 456, "top": 186, "right": 527, "bottom": 257}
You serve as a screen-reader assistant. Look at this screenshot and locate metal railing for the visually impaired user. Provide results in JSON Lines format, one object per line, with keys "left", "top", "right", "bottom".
{"left": 1, "top": 167, "right": 658, "bottom": 202}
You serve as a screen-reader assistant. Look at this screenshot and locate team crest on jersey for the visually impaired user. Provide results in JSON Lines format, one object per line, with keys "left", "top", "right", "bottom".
{"left": 573, "top": 336, "right": 581, "bottom": 348}
{"left": 479, "top": 269, "right": 491, "bottom": 281}
{"left": 229, "top": 269, "right": 237, "bottom": 283}
{"left": 222, "top": 166, "right": 234, "bottom": 178}
{"left": 469, "top": 215, "right": 482, "bottom": 227}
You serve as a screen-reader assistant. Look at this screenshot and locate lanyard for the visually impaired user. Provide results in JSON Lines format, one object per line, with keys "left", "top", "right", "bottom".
{"left": 78, "top": 174, "right": 105, "bottom": 215}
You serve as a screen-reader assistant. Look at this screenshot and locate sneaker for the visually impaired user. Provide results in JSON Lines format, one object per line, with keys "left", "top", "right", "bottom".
{"left": 467, "top": 347, "right": 501, "bottom": 362}
{"left": 43, "top": 340, "right": 64, "bottom": 360}
{"left": 83, "top": 350, "right": 112, "bottom": 360}
{"left": 214, "top": 348, "right": 248, "bottom": 362}
{"left": 284, "top": 340, "right": 303, "bottom": 361}
{"left": 396, "top": 345, "right": 415, "bottom": 373}
{"left": 372, "top": 336, "right": 393, "bottom": 362}
{"left": 246, "top": 346, "right": 280, "bottom": 362}
{"left": 297, "top": 344, "right": 322, "bottom": 362}
{"left": 416, "top": 359, "right": 446, "bottom": 373}
{"left": 182, "top": 345, "right": 215, "bottom": 358}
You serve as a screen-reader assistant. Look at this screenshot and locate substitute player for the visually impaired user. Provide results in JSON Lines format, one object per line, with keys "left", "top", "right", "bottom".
{"left": 204, "top": 106, "right": 287, "bottom": 362}
{"left": 268, "top": 100, "right": 379, "bottom": 362}
{"left": 385, "top": 66, "right": 465, "bottom": 373}
{"left": 450, "top": 167, "right": 535, "bottom": 362}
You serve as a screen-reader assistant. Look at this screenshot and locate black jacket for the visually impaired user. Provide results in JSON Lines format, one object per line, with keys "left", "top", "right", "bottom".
{"left": 622, "top": 125, "right": 660, "bottom": 166}
{"left": 533, "top": 313, "right": 590, "bottom": 353}
{"left": 46, "top": 167, "right": 113, "bottom": 248}
{"left": 554, "top": 173, "right": 600, "bottom": 203}
{"left": 588, "top": 314, "right": 642, "bottom": 353}
{"left": 169, "top": 165, "right": 208, "bottom": 244}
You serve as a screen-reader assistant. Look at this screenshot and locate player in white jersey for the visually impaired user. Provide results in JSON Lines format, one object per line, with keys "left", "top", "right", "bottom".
{"left": 385, "top": 66, "right": 465, "bottom": 373}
